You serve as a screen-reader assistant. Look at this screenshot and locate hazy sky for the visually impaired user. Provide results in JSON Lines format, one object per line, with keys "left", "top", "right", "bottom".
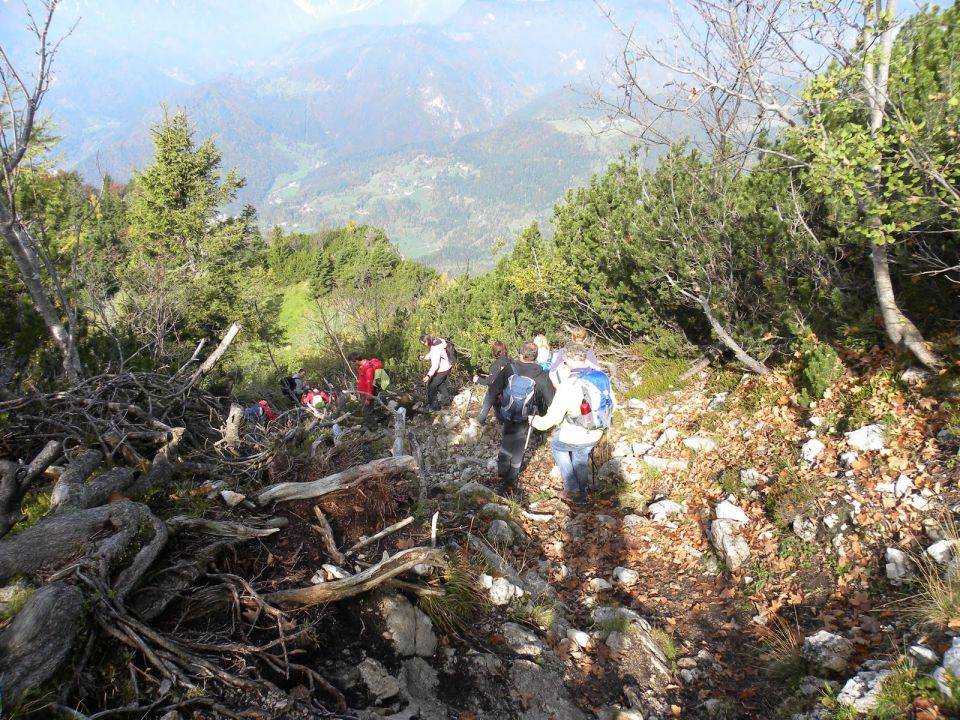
{"left": 0, "top": 0, "right": 467, "bottom": 82}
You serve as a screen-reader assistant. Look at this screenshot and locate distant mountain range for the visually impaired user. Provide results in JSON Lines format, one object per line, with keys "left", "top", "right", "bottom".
{"left": 27, "top": 0, "right": 666, "bottom": 270}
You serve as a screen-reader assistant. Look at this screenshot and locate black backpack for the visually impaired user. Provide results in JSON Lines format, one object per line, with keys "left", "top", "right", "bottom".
{"left": 445, "top": 339, "right": 458, "bottom": 365}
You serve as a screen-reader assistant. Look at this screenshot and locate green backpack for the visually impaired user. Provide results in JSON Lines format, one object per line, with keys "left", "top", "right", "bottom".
{"left": 374, "top": 367, "right": 391, "bottom": 391}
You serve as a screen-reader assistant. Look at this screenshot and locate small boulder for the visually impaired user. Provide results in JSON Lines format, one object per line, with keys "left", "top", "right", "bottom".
{"left": 648, "top": 499, "right": 683, "bottom": 521}
{"left": 927, "top": 540, "right": 958, "bottom": 565}
{"left": 655, "top": 427, "right": 679, "bottom": 447}
{"left": 612, "top": 567, "right": 639, "bottom": 586}
{"left": 715, "top": 500, "right": 749, "bottom": 525}
{"left": 358, "top": 658, "right": 400, "bottom": 703}
{"left": 683, "top": 436, "right": 718, "bottom": 453}
{"left": 793, "top": 516, "right": 818, "bottom": 543}
{"left": 479, "top": 502, "right": 511, "bottom": 518}
{"left": 588, "top": 577, "right": 613, "bottom": 593}
{"left": 709, "top": 519, "right": 750, "bottom": 570}
{"left": 567, "top": 628, "right": 591, "bottom": 649}
{"left": 801, "top": 630, "right": 854, "bottom": 674}
{"left": 220, "top": 490, "right": 246, "bottom": 507}
{"left": 631, "top": 441, "right": 654, "bottom": 456}
{"left": 740, "top": 468, "right": 767, "bottom": 487}
{"left": 800, "top": 438, "right": 826, "bottom": 465}
{"left": 489, "top": 577, "right": 521, "bottom": 606}
{"left": 885, "top": 547, "right": 912, "bottom": 585}
{"left": 908, "top": 644, "right": 939, "bottom": 667}
{"left": 894, "top": 474, "right": 914, "bottom": 498}
{"left": 935, "top": 637, "right": 960, "bottom": 697}
{"left": 500, "top": 622, "right": 545, "bottom": 657}
{"left": 837, "top": 667, "right": 892, "bottom": 712}
{"left": 845, "top": 424, "right": 885, "bottom": 452}
{"left": 487, "top": 519, "right": 515, "bottom": 546}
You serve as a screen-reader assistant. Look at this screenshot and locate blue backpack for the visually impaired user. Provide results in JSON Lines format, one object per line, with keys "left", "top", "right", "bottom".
{"left": 567, "top": 369, "right": 613, "bottom": 430}
{"left": 499, "top": 363, "right": 537, "bottom": 423}
{"left": 243, "top": 404, "right": 265, "bottom": 425}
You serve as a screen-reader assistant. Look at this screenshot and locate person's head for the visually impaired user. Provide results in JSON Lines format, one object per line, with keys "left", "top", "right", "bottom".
{"left": 519, "top": 341, "right": 539, "bottom": 362}
{"left": 563, "top": 343, "right": 589, "bottom": 369}
{"left": 569, "top": 327, "right": 588, "bottom": 344}
{"left": 259, "top": 399, "right": 268, "bottom": 407}
{"left": 419, "top": 334, "right": 433, "bottom": 347}
{"left": 347, "top": 351, "right": 362, "bottom": 363}
{"left": 533, "top": 334, "right": 549, "bottom": 352}
{"left": 491, "top": 340, "right": 508, "bottom": 358}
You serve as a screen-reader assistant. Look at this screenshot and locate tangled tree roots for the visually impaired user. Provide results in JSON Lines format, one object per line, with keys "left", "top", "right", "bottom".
{"left": 0, "top": 330, "right": 376, "bottom": 717}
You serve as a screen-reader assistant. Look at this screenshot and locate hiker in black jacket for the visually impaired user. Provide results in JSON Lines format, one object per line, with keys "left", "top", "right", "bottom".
{"left": 474, "top": 340, "right": 511, "bottom": 425}
{"left": 490, "top": 341, "right": 555, "bottom": 484}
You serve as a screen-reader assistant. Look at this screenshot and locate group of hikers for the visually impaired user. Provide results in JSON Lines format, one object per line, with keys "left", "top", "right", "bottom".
{"left": 241, "top": 327, "right": 613, "bottom": 506}
{"left": 474, "top": 327, "right": 613, "bottom": 506}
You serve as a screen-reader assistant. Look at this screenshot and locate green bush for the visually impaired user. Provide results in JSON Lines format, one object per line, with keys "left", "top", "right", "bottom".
{"left": 795, "top": 336, "right": 843, "bottom": 408}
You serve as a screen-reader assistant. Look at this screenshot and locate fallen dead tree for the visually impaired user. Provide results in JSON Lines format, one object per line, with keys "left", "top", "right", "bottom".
{"left": 265, "top": 546, "right": 447, "bottom": 607}
{"left": 254, "top": 454, "right": 418, "bottom": 505}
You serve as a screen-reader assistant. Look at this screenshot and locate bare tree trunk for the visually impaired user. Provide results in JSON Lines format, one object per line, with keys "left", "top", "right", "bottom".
{"left": 863, "top": 0, "right": 942, "bottom": 369}
{"left": 0, "top": 209, "right": 83, "bottom": 383}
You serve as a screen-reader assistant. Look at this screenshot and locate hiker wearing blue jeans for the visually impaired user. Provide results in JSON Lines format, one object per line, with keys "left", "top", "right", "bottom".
{"left": 533, "top": 343, "right": 613, "bottom": 505}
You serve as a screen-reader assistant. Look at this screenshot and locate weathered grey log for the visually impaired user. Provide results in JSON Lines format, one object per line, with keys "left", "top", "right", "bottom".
{"left": 166, "top": 515, "right": 281, "bottom": 539}
{"left": 344, "top": 516, "right": 413, "bottom": 557}
{"left": 222, "top": 403, "right": 243, "bottom": 450}
{"left": 186, "top": 322, "right": 241, "bottom": 388}
{"left": 312, "top": 506, "right": 345, "bottom": 565}
{"left": 50, "top": 449, "right": 103, "bottom": 513}
{"left": 0, "top": 583, "right": 84, "bottom": 705}
{"left": 255, "top": 455, "right": 417, "bottom": 506}
{"left": 124, "top": 430, "right": 183, "bottom": 499}
{"left": 0, "top": 501, "right": 155, "bottom": 584}
{"left": 265, "top": 546, "right": 446, "bottom": 607}
{"left": 0, "top": 439, "right": 60, "bottom": 537}
{"left": 76, "top": 466, "right": 136, "bottom": 508}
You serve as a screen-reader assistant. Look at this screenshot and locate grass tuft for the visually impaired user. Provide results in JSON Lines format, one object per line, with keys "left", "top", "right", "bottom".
{"left": 419, "top": 549, "right": 487, "bottom": 636}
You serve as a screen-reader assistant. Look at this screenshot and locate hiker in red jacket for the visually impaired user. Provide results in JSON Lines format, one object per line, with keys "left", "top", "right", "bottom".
{"left": 349, "top": 352, "right": 385, "bottom": 427}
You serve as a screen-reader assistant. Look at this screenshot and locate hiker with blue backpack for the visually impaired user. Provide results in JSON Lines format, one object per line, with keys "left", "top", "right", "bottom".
{"left": 533, "top": 343, "right": 615, "bottom": 506}
{"left": 490, "top": 341, "right": 555, "bottom": 484}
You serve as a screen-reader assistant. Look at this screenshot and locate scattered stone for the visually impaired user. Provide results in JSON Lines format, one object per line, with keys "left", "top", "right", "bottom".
{"left": 489, "top": 577, "right": 522, "bottom": 606}
{"left": 839, "top": 451, "right": 859, "bottom": 468}
{"left": 648, "top": 499, "right": 683, "bottom": 521}
{"left": 927, "top": 540, "right": 957, "bottom": 565}
{"left": 567, "top": 628, "right": 591, "bottom": 649}
{"left": 683, "top": 436, "right": 718, "bottom": 453}
{"left": 837, "top": 667, "right": 893, "bottom": 712}
{"left": 676, "top": 657, "right": 697, "bottom": 669}
{"left": 885, "top": 547, "right": 911, "bottom": 584}
{"left": 800, "top": 438, "right": 825, "bottom": 465}
{"left": 908, "top": 495, "right": 930, "bottom": 511}
{"left": 710, "top": 519, "right": 751, "bottom": 570}
{"left": 934, "top": 637, "right": 960, "bottom": 697}
{"left": 631, "top": 441, "right": 654, "bottom": 456}
{"left": 378, "top": 593, "right": 437, "bottom": 657}
{"left": 642, "top": 455, "right": 671, "bottom": 471}
{"left": 801, "top": 630, "right": 854, "bottom": 673}
{"left": 220, "top": 490, "right": 246, "bottom": 507}
{"left": 894, "top": 474, "right": 914, "bottom": 498}
{"left": 487, "top": 519, "right": 515, "bottom": 546}
{"left": 626, "top": 398, "right": 646, "bottom": 410}
{"left": 588, "top": 578, "right": 613, "bottom": 593}
{"left": 612, "top": 441, "right": 633, "bottom": 458}
{"left": 622, "top": 514, "right": 644, "bottom": 529}
{"left": 908, "top": 644, "right": 939, "bottom": 667}
{"left": 715, "top": 500, "right": 749, "bottom": 525}
{"left": 480, "top": 502, "right": 511, "bottom": 517}
{"left": 478, "top": 573, "right": 494, "bottom": 589}
{"left": 845, "top": 424, "right": 885, "bottom": 452}
{"left": 793, "top": 516, "right": 818, "bottom": 543}
{"left": 521, "top": 509, "right": 553, "bottom": 523}
{"left": 441, "top": 414, "right": 460, "bottom": 430}
{"left": 654, "top": 428, "right": 679, "bottom": 447}
{"left": 938, "top": 428, "right": 956, "bottom": 444}
{"left": 708, "top": 393, "right": 728, "bottom": 411}
{"left": 740, "top": 468, "right": 767, "bottom": 487}
{"left": 456, "top": 481, "right": 496, "bottom": 499}
{"left": 703, "top": 698, "right": 724, "bottom": 717}
{"left": 358, "top": 658, "right": 400, "bottom": 703}
{"left": 612, "top": 567, "right": 639, "bottom": 586}
{"left": 500, "top": 622, "right": 545, "bottom": 658}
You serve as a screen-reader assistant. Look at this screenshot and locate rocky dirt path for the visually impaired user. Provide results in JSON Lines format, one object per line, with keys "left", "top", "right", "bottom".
{"left": 415, "top": 360, "right": 959, "bottom": 719}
